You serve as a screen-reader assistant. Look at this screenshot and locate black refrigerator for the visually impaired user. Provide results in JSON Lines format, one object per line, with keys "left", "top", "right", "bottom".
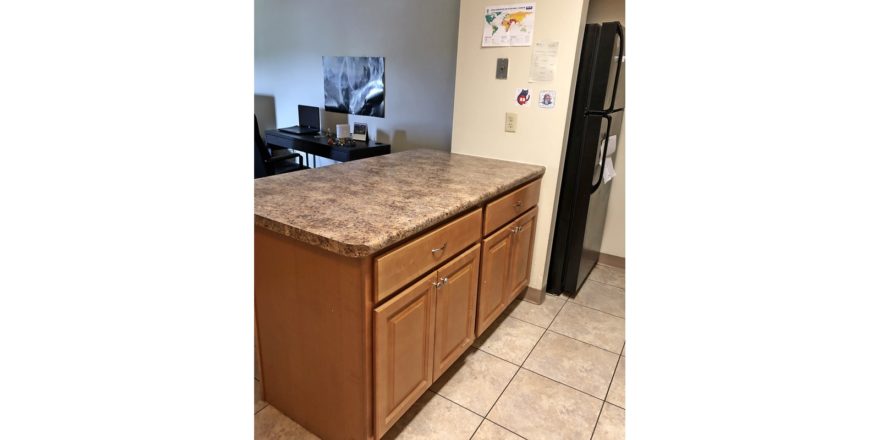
{"left": 547, "top": 21, "right": 624, "bottom": 295}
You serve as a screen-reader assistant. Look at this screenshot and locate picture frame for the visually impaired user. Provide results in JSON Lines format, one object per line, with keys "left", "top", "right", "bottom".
{"left": 352, "top": 122, "right": 368, "bottom": 142}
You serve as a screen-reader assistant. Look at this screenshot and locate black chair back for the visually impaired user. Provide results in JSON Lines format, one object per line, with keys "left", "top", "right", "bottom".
{"left": 255, "top": 115, "right": 272, "bottom": 178}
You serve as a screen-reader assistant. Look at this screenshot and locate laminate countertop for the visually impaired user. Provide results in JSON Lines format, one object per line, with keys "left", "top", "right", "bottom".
{"left": 254, "top": 149, "right": 545, "bottom": 257}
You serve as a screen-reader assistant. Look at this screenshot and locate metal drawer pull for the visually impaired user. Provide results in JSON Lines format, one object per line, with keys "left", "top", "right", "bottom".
{"left": 514, "top": 200, "right": 523, "bottom": 208}
{"left": 431, "top": 243, "right": 447, "bottom": 254}
{"left": 432, "top": 281, "right": 443, "bottom": 288}
{"left": 441, "top": 277, "right": 449, "bottom": 285}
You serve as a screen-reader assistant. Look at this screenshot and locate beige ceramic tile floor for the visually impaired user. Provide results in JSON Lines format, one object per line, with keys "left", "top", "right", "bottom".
{"left": 255, "top": 264, "right": 625, "bottom": 440}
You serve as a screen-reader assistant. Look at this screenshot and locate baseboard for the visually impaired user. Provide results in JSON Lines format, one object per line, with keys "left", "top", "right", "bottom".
{"left": 597, "top": 252, "right": 625, "bottom": 269}
{"left": 519, "top": 286, "right": 545, "bottom": 305}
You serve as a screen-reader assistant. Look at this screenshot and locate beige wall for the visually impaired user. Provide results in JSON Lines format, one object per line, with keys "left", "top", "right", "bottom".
{"left": 586, "top": 0, "right": 625, "bottom": 258}
{"left": 450, "top": 0, "right": 591, "bottom": 290}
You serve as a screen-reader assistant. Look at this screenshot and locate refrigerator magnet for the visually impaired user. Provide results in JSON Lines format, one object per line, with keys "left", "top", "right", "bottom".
{"left": 514, "top": 88, "right": 531, "bottom": 107}
{"left": 538, "top": 90, "right": 556, "bottom": 108}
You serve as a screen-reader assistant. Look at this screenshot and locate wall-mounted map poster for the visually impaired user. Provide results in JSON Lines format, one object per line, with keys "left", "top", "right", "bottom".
{"left": 482, "top": 3, "right": 535, "bottom": 47}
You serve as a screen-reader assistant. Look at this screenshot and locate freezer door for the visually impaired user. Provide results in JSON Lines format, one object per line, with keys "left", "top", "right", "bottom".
{"left": 586, "top": 21, "right": 625, "bottom": 112}
{"left": 601, "top": 23, "right": 624, "bottom": 112}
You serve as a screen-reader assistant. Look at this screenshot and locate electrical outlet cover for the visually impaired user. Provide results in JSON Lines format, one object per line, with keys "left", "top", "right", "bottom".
{"left": 505, "top": 112, "right": 517, "bottom": 132}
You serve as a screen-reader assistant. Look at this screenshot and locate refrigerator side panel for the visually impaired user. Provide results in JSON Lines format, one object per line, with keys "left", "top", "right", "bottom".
{"left": 546, "top": 24, "right": 602, "bottom": 293}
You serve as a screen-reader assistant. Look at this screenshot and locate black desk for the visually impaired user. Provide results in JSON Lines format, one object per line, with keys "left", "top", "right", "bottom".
{"left": 265, "top": 129, "right": 391, "bottom": 166}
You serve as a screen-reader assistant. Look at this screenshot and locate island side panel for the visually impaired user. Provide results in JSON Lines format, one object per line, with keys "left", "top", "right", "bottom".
{"left": 255, "top": 226, "right": 374, "bottom": 440}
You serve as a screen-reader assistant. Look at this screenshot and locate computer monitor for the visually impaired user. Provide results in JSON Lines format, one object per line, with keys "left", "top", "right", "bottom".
{"left": 298, "top": 105, "right": 320, "bottom": 130}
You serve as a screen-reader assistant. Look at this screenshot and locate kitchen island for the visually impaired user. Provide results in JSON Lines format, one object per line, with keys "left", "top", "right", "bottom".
{"left": 255, "top": 149, "right": 544, "bottom": 439}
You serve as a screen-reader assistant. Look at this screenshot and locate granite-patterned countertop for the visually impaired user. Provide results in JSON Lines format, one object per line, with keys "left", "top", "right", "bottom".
{"left": 254, "top": 149, "right": 545, "bottom": 257}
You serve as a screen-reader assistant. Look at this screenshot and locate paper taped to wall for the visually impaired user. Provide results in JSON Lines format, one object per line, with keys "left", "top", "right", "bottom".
{"left": 529, "top": 41, "right": 559, "bottom": 82}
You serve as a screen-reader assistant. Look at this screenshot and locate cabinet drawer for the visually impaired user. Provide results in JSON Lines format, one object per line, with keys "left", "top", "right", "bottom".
{"left": 483, "top": 179, "right": 541, "bottom": 236}
{"left": 265, "top": 133, "right": 294, "bottom": 149}
{"left": 375, "top": 208, "right": 481, "bottom": 302}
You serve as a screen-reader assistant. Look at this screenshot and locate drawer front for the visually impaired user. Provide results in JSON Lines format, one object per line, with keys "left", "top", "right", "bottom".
{"left": 375, "top": 208, "right": 482, "bottom": 302}
{"left": 483, "top": 179, "right": 541, "bottom": 236}
{"left": 265, "top": 133, "right": 294, "bottom": 149}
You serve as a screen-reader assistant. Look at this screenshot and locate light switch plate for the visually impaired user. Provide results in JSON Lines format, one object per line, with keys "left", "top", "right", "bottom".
{"left": 496, "top": 58, "right": 509, "bottom": 79}
{"left": 505, "top": 112, "right": 517, "bottom": 132}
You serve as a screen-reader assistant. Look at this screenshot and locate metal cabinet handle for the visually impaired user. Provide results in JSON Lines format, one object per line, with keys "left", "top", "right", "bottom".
{"left": 514, "top": 200, "right": 523, "bottom": 208}
{"left": 431, "top": 243, "right": 447, "bottom": 254}
{"left": 510, "top": 226, "right": 519, "bottom": 234}
{"left": 441, "top": 277, "right": 449, "bottom": 285}
{"left": 432, "top": 281, "right": 443, "bottom": 288}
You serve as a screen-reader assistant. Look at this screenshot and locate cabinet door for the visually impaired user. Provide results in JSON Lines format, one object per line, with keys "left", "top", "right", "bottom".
{"left": 477, "top": 226, "right": 514, "bottom": 336}
{"left": 433, "top": 244, "right": 480, "bottom": 381}
{"left": 374, "top": 273, "right": 437, "bottom": 438}
{"left": 507, "top": 208, "right": 538, "bottom": 305}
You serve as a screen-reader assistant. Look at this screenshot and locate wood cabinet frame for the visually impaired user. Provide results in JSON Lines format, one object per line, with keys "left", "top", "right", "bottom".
{"left": 255, "top": 178, "right": 541, "bottom": 440}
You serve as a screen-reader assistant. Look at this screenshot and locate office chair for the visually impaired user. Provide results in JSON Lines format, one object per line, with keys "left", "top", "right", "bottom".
{"left": 255, "top": 115, "right": 307, "bottom": 178}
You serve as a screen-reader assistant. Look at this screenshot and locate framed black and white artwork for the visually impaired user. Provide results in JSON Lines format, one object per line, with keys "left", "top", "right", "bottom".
{"left": 322, "top": 56, "right": 385, "bottom": 118}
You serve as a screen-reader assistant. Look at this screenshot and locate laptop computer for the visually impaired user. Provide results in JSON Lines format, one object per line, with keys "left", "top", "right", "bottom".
{"left": 279, "top": 105, "right": 321, "bottom": 135}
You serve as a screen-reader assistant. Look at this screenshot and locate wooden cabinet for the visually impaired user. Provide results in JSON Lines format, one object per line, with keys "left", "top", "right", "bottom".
{"left": 374, "top": 243, "right": 480, "bottom": 438}
{"left": 477, "top": 226, "right": 513, "bottom": 336}
{"left": 433, "top": 245, "right": 480, "bottom": 381}
{"left": 374, "top": 274, "right": 437, "bottom": 438}
{"left": 256, "top": 178, "right": 541, "bottom": 440}
{"left": 506, "top": 207, "right": 538, "bottom": 305}
{"left": 477, "top": 206, "right": 538, "bottom": 336}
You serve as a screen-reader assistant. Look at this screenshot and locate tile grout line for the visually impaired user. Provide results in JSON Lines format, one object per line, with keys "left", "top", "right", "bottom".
{"left": 589, "top": 351, "right": 624, "bottom": 440}
{"left": 543, "top": 327, "right": 623, "bottom": 357}
{"left": 479, "top": 296, "right": 569, "bottom": 437}
{"left": 520, "top": 364, "right": 614, "bottom": 403}
{"left": 499, "top": 296, "right": 565, "bottom": 324}
{"left": 604, "top": 354, "right": 623, "bottom": 401}
{"left": 589, "top": 264, "right": 626, "bottom": 287}
{"left": 550, "top": 288, "right": 622, "bottom": 440}
{"left": 254, "top": 401, "right": 270, "bottom": 415}
{"left": 427, "top": 389, "right": 487, "bottom": 421}
{"left": 589, "top": 401, "right": 607, "bottom": 440}
{"left": 467, "top": 417, "right": 527, "bottom": 440}
{"left": 560, "top": 298, "right": 626, "bottom": 321}
{"left": 567, "top": 298, "right": 625, "bottom": 319}
{"left": 492, "top": 310, "right": 551, "bottom": 330}
{"left": 585, "top": 276, "right": 626, "bottom": 291}
{"left": 474, "top": 342, "right": 615, "bottom": 404}
{"left": 468, "top": 419, "right": 485, "bottom": 440}
{"left": 473, "top": 300, "right": 624, "bottom": 397}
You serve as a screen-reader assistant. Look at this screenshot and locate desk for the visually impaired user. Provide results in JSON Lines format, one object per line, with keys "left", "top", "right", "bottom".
{"left": 265, "top": 129, "right": 391, "bottom": 167}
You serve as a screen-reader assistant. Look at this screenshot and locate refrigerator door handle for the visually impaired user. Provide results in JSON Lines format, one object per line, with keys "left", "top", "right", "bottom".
{"left": 604, "top": 25, "right": 625, "bottom": 113}
{"left": 590, "top": 114, "right": 612, "bottom": 195}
